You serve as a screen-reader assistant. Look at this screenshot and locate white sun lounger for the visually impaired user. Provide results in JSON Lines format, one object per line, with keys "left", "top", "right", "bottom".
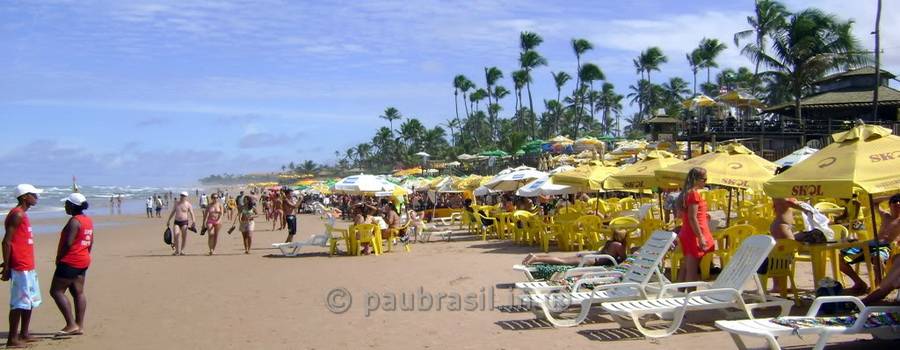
{"left": 716, "top": 296, "right": 900, "bottom": 350}
{"left": 601, "top": 235, "right": 793, "bottom": 339}
{"left": 512, "top": 253, "right": 619, "bottom": 284}
{"left": 517, "top": 230, "right": 677, "bottom": 327}
{"left": 272, "top": 234, "right": 330, "bottom": 257}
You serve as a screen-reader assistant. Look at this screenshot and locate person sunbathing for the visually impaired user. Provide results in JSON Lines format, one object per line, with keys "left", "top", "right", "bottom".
{"left": 521, "top": 229, "right": 627, "bottom": 280}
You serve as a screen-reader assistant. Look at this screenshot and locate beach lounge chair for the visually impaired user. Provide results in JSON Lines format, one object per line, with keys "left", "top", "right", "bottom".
{"left": 601, "top": 235, "right": 793, "bottom": 339}
{"left": 271, "top": 234, "right": 330, "bottom": 257}
{"left": 715, "top": 296, "right": 900, "bottom": 350}
{"left": 517, "top": 230, "right": 677, "bottom": 327}
{"left": 512, "top": 253, "right": 621, "bottom": 285}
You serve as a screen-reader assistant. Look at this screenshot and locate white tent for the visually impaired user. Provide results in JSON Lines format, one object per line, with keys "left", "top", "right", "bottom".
{"left": 775, "top": 146, "right": 819, "bottom": 167}
{"left": 515, "top": 176, "right": 575, "bottom": 197}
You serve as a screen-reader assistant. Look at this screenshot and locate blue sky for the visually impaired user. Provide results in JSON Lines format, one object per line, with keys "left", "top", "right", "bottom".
{"left": 1, "top": 0, "right": 896, "bottom": 186}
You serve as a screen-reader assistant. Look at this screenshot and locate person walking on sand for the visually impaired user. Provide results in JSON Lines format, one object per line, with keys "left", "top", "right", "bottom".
{"left": 154, "top": 195, "right": 163, "bottom": 218}
{"left": 166, "top": 192, "right": 195, "bottom": 256}
{"left": 676, "top": 167, "right": 714, "bottom": 283}
{"left": 2, "top": 184, "right": 44, "bottom": 347}
{"left": 232, "top": 197, "right": 257, "bottom": 254}
{"left": 145, "top": 197, "right": 153, "bottom": 218}
{"left": 50, "top": 193, "right": 93, "bottom": 336}
{"left": 202, "top": 193, "right": 224, "bottom": 255}
{"left": 282, "top": 190, "right": 299, "bottom": 243}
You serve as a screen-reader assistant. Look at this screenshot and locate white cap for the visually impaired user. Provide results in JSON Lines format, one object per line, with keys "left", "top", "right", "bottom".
{"left": 180, "top": 191, "right": 189, "bottom": 197}
{"left": 62, "top": 193, "right": 87, "bottom": 206}
{"left": 14, "top": 184, "right": 43, "bottom": 198}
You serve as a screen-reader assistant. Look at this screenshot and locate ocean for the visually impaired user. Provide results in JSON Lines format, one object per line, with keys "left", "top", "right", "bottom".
{"left": 0, "top": 184, "right": 200, "bottom": 220}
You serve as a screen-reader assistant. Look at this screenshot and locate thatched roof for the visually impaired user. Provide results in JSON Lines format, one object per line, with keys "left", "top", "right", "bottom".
{"left": 764, "top": 85, "right": 900, "bottom": 113}
{"left": 816, "top": 66, "right": 896, "bottom": 84}
{"left": 643, "top": 116, "right": 680, "bottom": 124}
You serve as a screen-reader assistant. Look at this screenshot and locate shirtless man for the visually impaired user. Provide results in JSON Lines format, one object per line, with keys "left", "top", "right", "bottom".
{"left": 769, "top": 167, "right": 813, "bottom": 240}
{"left": 166, "top": 192, "right": 195, "bottom": 256}
{"left": 844, "top": 194, "right": 900, "bottom": 295}
{"left": 282, "top": 190, "right": 299, "bottom": 243}
{"left": 202, "top": 193, "right": 224, "bottom": 255}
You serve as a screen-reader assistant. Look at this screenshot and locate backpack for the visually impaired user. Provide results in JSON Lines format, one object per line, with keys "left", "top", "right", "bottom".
{"left": 163, "top": 227, "right": 173, "bottom": 246}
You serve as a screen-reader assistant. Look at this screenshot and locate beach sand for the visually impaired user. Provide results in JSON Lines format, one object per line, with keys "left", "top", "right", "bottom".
{"left": 1, "top": 213, "right": 893, "bottom": 349}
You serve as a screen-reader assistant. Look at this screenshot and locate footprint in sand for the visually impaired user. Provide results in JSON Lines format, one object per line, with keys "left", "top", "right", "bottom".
{"left": 448, "top": 276, "right": 471, "bottom": 286}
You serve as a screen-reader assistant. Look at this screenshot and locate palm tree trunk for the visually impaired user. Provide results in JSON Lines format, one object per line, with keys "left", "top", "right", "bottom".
{"left": 692, "top": 70, "right": 697, "bottom": 95}
{"left": 462, "top": 93, "right": 470, "bottom": 118}
{"left": 527, "top": 81, "right": 536, "bottom": 138}
{"left": 556, "top": 88, "right": 562, "bottom": 135}
{"left": 588, "top": 82, "right": 595, "bottom": 133}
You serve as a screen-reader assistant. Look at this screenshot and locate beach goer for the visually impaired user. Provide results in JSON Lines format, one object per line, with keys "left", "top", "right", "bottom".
{"left": 842, "top": 194, "right": 900, "bottom": 294}
{"left": 676, "top": 167, "right": 714, "bottom": 283}
{"left": 145, "top": 197, "right": 154, "bottom": 218}
{"left": 2, "top": 184, "right": 44, "bottom": 347}
{"left": 199, "top": 193, "right": 208, "bottom": 210}
{"left": 382, "top": 200, "right": 405, "bottom": 243}
{"left": 271, "top": 193, "right": 284, "bottom": 231}
{"left": 203, "top": 193, "right": 224, "bottom": 255}
{"left": 165, "top": 192, "right": 195, "bottom": 256}
{"left": 154, "top": 196, "right": 163, "bottom": 218}
{"left": 50, "top": 193, "right": 93, "bottom": 336}
{"left": 353, "top": 204, "right": 377, "bottom": 255}
{"left": 769, "top": 167, "right": 814, "bottom": 240}
{"left": 225, "top": 195, "right": 237, "bottom": 220}
{"left": 282, "top": 190, "right": 299, "bottom": 243}
{"left": 233, "top": 197, "right": 257, "bottom": 254}
{"left": 521, "top": 229, "right": 628, "bottom": 280}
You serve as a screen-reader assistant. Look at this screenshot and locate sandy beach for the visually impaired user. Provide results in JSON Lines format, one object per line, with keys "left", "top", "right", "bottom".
{"left": 0, "top": 212, "right": 891, "bottom": 350}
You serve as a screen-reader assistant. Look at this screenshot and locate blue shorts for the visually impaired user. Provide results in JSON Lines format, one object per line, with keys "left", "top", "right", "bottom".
{"left": 10, "top": 269, "right": 41, "bottom": 310}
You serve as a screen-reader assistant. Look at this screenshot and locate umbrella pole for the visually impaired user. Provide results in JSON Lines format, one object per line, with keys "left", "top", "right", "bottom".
{"left": 596, "top": 190, "right": 601, "bottom": 214}
{"left": 726, "top": 188, "right": 733, "bottom": 227}
{"left": 658, "top": 191, "right": 664, "bottom": 222}
{"left": 868, "top": 192, "right": 883, "bottom": 283}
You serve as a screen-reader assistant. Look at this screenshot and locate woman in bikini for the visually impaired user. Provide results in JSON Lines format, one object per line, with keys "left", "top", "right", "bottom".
{"left": 203, "top": 193, "right": 224, "bottom": 255}
{"left": 231, "top": 197, "right": 257, "bottom": 254}
{"left": 521, "top": 229, "right": 629, "bottom": 280}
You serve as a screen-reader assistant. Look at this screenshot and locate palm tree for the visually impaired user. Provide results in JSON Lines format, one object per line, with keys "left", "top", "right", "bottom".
{"left": 443, "top": 118, "right": 459, "bottom": 147}
{"left": 457, "top": 76, "right": 475, "bottom": 118}
{"left": 519, "top": 31, "right": 543, "bottom": 52}
{"left": 578, "top": 63, "right": 605, "bottom": 133}
{"left": 299, "top": 160, "right": 318, "bottom": 175}
{"left": 483, "top": 67, "right": 503, "bottom": 107}
{"left": 571, "top": 38, "right": 593, "bottom": 135}
{"left": 661, "top": 77, "right": 690, "bottom": 115}
{"left": 637, "top": 47, "right": 667, "bottom": 104}
{"left": 752, "top": 8, "right": 866, "bottom": 124}
{"left": 379, "top": 107, "right": 402, "bottom": 133}
{"left": 520, "top": 50, "right": 547, "bottom": 137}
{"left": 470, "top": 88, "right": 488, "bottom": 113}
{"left": 452, "top": 75, "right": 468, "bottom": 129}
{"left": 697, "top": 38, "right": 728, "bottom": 85}
{"left": 551, "top": 71, "right": 572, "bottom": 134}
{"left": 511, "top": 69, "right": 528, "bottom": 122}
{"left": 596, "top": 83, "right": 623, "bottom": 136}
{"left": 734, "top": 0, "right": 788, "bottom": 76}
{"left": 686, "top": 49, "right": 703, "bottom": 95}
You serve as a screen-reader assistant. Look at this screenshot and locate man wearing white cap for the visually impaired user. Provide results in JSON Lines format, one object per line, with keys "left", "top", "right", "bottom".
{"left": 2, "top": 184, "right": 44, "bottom": 347}
{"left": 51, "top": 193, "right": 93, "bottom": 336}
{"left": 165, "top": 192, "right": 195, "bottom": 256}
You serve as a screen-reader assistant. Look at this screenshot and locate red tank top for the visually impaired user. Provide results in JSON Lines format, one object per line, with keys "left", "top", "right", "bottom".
{"left": 59, "top": 214, "right": 93, "bottom": 269}
{"left": 4, "top": 207, "right": 35, "bottom": 271}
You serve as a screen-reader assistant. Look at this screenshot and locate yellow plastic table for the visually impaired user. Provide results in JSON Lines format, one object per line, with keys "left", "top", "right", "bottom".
{"left": 798, "top": 240, "right": 875, "bottom": 292}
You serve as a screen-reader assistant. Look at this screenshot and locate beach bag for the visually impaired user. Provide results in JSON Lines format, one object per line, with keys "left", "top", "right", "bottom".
{"left": 163, "top": 227, "right": 173, "bottom": 246}
{"left": 795, "top": 228, "right": 827, "bottom": 244}
{"left": 815, "top": 278, "right": 851, "bottom": 314}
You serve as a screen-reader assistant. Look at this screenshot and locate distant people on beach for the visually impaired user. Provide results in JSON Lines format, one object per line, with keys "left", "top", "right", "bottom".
{"left": 155, "top": 195, "right": 164, "bottom": 218}
{"left": 166, "top": 192, "right": 196, "bottom": 256}
{"left": 232, "top": 196, "right": 257, "bottom": 254}
{"left": 146, "top": 197, "right": 154, "bottom": 218}
{"left": 282, "top": 190, "right": 299, "bottom": 243}
{"left": 2, "top": 184, "right": 43, "bottom": 347}
{"left": 199, "top": 193, "right": 208, "bottom": 210}
{"left": 51, "top": 193, "right": 93, "bottom": 336}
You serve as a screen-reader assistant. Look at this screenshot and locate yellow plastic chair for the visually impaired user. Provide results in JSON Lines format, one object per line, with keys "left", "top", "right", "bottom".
{"left": 350, "top": 224, "right": 382, "bottom": 256}
{"left": 383, "top": 220, "right": 412, "bottom": 253}
{"left": 814, "top": 202, "right": 843, "bottom": 222}
{"left": 700, "top": 224, "right": 757, "bottom": 280}
{"left": 556, "top": 205, "right": 581, "bottom": 215}
{"left": 493, "top": 212, "right": 512, "bottom": 240}
{"left": 575, "top": 215, "right": 605, "bottom": 251}
{"left": 758, "top": 239, "right": 801, "bottom": 305}
{"left": 619, "top": 197, "right": 637, "bottom": 211}
{"left": 607, "top": 216, "right": 641, "bottom": 252}
{"left": 525, "top": 215, "right": 552, "bottom": 252}
{"left": 326, "top": 223, "right": 350, "bottom": 256}
{"left": 473, "top": 211, "right": 498, "bottom": 240}
{"left": 639, "top": 218, "right": 665, "bottom": 246}
{"left": 510, "top": 211, "right": 533, "bottom": 244}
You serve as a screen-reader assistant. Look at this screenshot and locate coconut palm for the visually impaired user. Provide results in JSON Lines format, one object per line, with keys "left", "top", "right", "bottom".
{"left": 686, "top": 49, "right": 703, "bottom": 95}
{"left": 638, "top": 47, "right": 667, "bottom": 102}
{"left": 379, "top": 107, "right": 402, "bottom": 133}
{"left": 452, "top": 75, "right": 468, "bottom": 128}
{"left": 734, "top": 0, "right": 789, "bottom": 76}
{"left": 519, "top": 31, "right": 543, "bottom": 52}
{"left": 596, "top": 82, "right": 623, "bottom": 136}
{"left": 697, "top": 38, "right": 728, "bottom": 85}
{"left": 578, "top": 63, "right": 605, "bottom": 131}
{"left": 470, "top": 88, "right": 488, "bottom": 113}
{"left": 551, "top": 71, "right": 572, "bottom": 134}
{"left": 752, "top": 8, "right": 866, "bottom": 124}
{"left": 511, "top": 69, "right": 529, "bottom": 123}
{"left": 519, "top": 49, "right": 547, "bottom": 137}
{"left": 299, "top": 160, "right": 319, "bottom": 176}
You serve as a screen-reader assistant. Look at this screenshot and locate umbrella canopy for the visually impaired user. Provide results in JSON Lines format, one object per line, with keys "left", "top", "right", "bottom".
{"left": 516, "top": 175, "right": 575, "bottom": 197}
{"left": 483, "top": 169, "right": 546, "bottom": 192}
{"left": 479, "top": 149, "right": 509, "bottom": 157}
{"left": 774, "top": 146, "right": 819, "bottom": 167}
{"left": 548, "top": 135, "right": 574, "bottom": 143}
{"left": 473, "top": 185, "right": 495, "bottom": 196}
{"left": 551, "top": 164, "right": 619, "bottom": 191}
{"left": 764, "top": 123, "right": 900, "bottom": 198}
{"left": 446, "top": 161, "right": 461, "bottom": 167}
{"left": 457, "top": 154, "right": 477, "bottom": 161}
{"left": 655, "top": 143, "right": 777, "bottom": 190}
{"left": 716, "top": 90, "right": 765, "bottom": 108}
{"left": 415, "top": 151, "right": 431, "bottom": 157}
{"left": 549, "top": 165, "right": 576, "bottom": 174}
{"left": 605, "top": 150, "right": 683, "bottom": 191}
{"left": 454, "top": 175, "right": 485, "bottom": 191}
{"left": 333, "top": 174, "right": 397, "bottom": 195}
{"left": 682, "top": 94, "right": 718, "bottom": 109}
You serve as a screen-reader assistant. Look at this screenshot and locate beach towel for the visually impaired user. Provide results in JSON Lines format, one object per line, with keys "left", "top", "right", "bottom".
{"left": 798, "top": 202, "right": 834, "bottom": 241}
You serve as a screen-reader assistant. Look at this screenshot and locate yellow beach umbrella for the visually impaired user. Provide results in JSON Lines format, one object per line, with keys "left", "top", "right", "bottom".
{"left": 717, "top": 90, "right": 765, "bottom": 108}
{"left": 551, "top": 164, "right": 619, "bottom": 191}
{"left": 605, "top": 150, "right": 683, "bottom": 192}
{"left": 548, "top": 135, "right": 574, "bottom": 144}
{"left": 655, "top": 143, "right": 777, "bottom": 191}
{"left": 682, "top": 94, "right": 717, "bottom": 109}
{"left": 764, "top": 123, "right": 900, "bottom": 198}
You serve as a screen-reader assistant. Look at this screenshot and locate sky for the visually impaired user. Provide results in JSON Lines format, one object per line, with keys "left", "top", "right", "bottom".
{"left": 1, "top": 0, "right": 897, "bottom": 186}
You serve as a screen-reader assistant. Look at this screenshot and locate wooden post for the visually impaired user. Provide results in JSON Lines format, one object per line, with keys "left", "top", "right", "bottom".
{"left": 726, "top": 188, "right": 733, "bottom": 227}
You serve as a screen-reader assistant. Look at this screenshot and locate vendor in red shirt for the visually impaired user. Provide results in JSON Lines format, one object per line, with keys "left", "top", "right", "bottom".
{"left": 675, "top": 167, "right": 714, "bottom": 283}
{"left": 2, "top": 184, "right": 44, "bottom": 348}
{"left": 51, "top": 193, "right": 94, "bottom": 336}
